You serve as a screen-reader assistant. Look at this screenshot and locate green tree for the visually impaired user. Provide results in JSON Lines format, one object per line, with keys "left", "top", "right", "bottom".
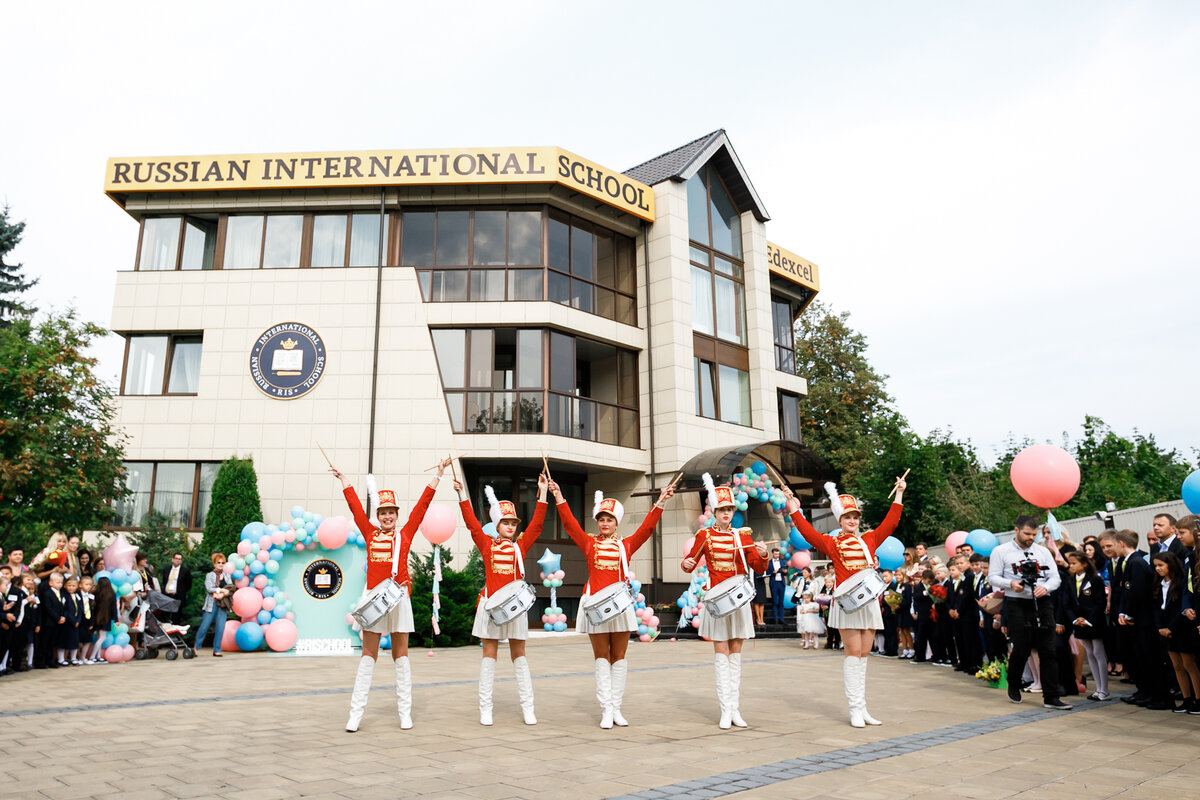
{"left": 408, "top": 548, "right": 485, "bottom": 648}
{"left": 0, "top": 310, "right": 127, "bottom": 552}
{"left": 0, "top": 206, "right": 37, "bottom": 326}
{"left": 200, "top": 457, "right": 263, "bottom": 559}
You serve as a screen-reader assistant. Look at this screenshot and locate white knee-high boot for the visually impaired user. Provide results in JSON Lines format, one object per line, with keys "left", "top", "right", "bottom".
{"left": 857, "top": 656, "right": 881, "bottom": 725}
{"left": 395, "top": 655, "right": 413, "bottom": 729}
{"left": 513, "top": 656, "right": 537, "bottom": 725}
{"left": 595, "top": 658, "right": 613, "bottom": 729}
{"left": 610, "top": 659, "right": 629, "bottom": 726}
{"left": 714, "top": 653, "right": 732, "bottom": 729}
{"left": 728, "top": 652, "right": 747, "bottom": 727}
{"left": 844, "top": 657, "right": 864, "bottom": 728}
{"left": 478, "top": 657, "right": 496, "bottom": 726}
{"left": 346, "top": 656, "right": 375, "bottom": 732}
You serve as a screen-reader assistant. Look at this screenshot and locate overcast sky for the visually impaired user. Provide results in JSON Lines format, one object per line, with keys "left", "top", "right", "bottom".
{"left": 4, "top": 1, "right": 1197, "bottom": 466}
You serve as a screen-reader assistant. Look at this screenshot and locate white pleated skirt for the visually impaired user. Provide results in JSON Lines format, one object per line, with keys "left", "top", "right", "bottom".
{"left": 828, "top": 599, "right": 883, "bottom": 631}
{"left": 575, "top": 593, "right": 638, "bottom": 634}
{"left": 470, "top": 601, "right": 531, "bottom": 640}
{"left": 699, "top": 603, "right": 755, "bottom": 641}
{"left": 361, "top": 593, "right": 415, "bottom": 634}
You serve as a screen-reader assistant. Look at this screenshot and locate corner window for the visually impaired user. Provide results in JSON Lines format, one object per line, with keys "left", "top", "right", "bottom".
{"left": 137, "top": 216, "right": 217, "bottom": 271}
{"left": 693, "top": 338, "right": 751, "bottom": 427}
{"left": 111, "top": 461, "right": 219, "bottom": 530}
{"left": 121, "top": 333, "right": 202, "bottom": 395}
{"left": 686, "top": 164, "right": 742, "bottom": 259}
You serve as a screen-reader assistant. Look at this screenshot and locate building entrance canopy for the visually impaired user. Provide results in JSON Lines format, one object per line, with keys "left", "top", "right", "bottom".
{"left": 649, "top": 440, "right": 836, "bottom": 508}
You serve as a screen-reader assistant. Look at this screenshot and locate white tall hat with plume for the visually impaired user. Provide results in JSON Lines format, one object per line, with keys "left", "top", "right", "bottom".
{"left": 366, "top": 473, "right": 380, "bottom": 528}
{"left": 824, "top": 481, "right": 862, "bottom": 520}
{"left": 593, "top": 490, "right": 624, "bottom": 525}
{"left": 485, "top": 485, "right": 520, "bottom": 525}
{"left": 703, "top": 472, "right": 736, "bottom": 510}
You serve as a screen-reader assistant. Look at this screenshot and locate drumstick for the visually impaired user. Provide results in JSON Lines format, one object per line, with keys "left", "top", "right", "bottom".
{"left": 667, "top": 472, "right": 683, "bottom": 490}
{"left": 887, "top": 468, "right": 911, "bottom": 500}
{"left": 423, "top": 456, "right": 463, "bottom": 472}
{"left": 541, "top": 452, "right": 552, "bottom": 480}
{"left": 448, "top": 454, "right": 458, "bottom": 484}
{"left": 316, "top": 442, "right": 334, "bottom": 469}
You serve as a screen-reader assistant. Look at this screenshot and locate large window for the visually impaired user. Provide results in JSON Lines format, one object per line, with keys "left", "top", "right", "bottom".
{"left": 693, "top": 336, "right": 751, "bottom": 427}
{"left": 121, "top": 333, "right": 203, "bottom": 395}
{"left": 410, "top": 208, "right": 637, "bottom": 325}
{"left": 779, "top": 390, "right": 801, "bottom": 443}
{"left": 431, "top": 327, "right": 639, "bottom": 447}
{"left": 111, "top": 461, "right": 220, "bottom": 529}
{"left": 772, "top": 295, "right": 798, "bottom": 374}
{"left": 137, "top": 216, "right": 217, "bottom": 270}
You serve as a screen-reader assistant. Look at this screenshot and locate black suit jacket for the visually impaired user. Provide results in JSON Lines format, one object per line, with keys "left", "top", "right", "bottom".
{"left": 1064, "top": 573, "right": 1107, "bottom": 637}
{"left": 41, "top": 587, "right": 65, "bottom": 624}
{"left": 1117, "top": 552, "right": 1155, "bottom": 628}
{"left": 912, "top": 583, "right": 933, "bottom": 621}
{"left": 1153, "top": 583, "right": 1183, "bottom": 631}
{"left": 160, "top": 563, "right": 193, "bottom": 599}
{"left": 1152, "top": 538, "right": 1186, "bottom": 559}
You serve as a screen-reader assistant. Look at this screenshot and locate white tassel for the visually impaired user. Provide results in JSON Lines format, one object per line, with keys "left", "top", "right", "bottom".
{"left": 485, "top": 485, "right": 501, "bottom": 525}
{"left": 593, "top": 490, "right": 604, "bottom": 520}
{"left": 366, "top": 473, "right": 380, "bottom": 528}
{"left": 702, "top": 472, "right": 718, "bottom": 513}
{"left": 824, "top": 481, "right": 845, "bottom": 520}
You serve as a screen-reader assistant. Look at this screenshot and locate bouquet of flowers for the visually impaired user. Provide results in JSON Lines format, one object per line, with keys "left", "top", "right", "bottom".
{"left": 929, "top": 585, "right": 948, "bottom": 604}
{"left": 974, "top": 657, "right": 1007, "bottom": 684}
{"left": 883, "top": 590, "right": 903, "bottom": 611}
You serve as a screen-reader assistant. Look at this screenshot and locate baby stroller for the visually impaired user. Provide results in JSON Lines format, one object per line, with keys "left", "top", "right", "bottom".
{"left": 132, "top": 590, "right": 195, "bottom": 660}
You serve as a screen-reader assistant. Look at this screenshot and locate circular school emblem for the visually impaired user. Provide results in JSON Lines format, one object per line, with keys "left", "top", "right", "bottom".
{"left": 249, "top": 322, "right": 327, "bottom": 399}
{"left": 302, "top": 559, "right": 343, "bottom": 600}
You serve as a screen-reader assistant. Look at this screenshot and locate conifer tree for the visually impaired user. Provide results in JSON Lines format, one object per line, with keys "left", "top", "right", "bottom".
{"left": 0, "top": 205, "right": 37, "bottom": 327}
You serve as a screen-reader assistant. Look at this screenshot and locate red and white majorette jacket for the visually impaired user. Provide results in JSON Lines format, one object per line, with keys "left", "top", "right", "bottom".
{"left": 459, "top": 499, "right": 547, "bottom": 607}
{"left": 557, "top": 500, "right": 662, "bottom": 594}
{"left": 682, "top": 526, "right": 769, "bottom": 586}
{"left": 344, "top": 485, "right": 435, "bottom": 591}
{"left": 788, "top": 503, "right": 903, "bottom": 586}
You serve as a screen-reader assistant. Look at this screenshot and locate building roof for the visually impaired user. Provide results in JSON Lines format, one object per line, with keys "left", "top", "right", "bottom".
{"left": 624, "top": 130, "right": 770, "bottom": 222}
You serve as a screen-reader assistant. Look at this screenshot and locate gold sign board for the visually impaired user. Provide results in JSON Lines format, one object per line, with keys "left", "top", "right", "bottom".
{"left": 104, "top": 147, "right": 655, "bottom": 221}
{"left": 766, "top": 241, "right": 819, "bottom": 292}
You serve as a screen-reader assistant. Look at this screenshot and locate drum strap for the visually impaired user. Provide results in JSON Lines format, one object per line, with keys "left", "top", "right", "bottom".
{"left": 482, "top": 539, "right": 525, "bottom": 600}
{"left": 704, "top": 528, "right": 751, "bottom": 591}
{"left": 583, "top": 537, "right": 628, "bottom": 597}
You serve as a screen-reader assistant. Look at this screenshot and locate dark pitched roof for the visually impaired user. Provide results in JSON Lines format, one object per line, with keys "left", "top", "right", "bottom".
{"left": 623, "top": 129, "right": 769, "bottom": 222}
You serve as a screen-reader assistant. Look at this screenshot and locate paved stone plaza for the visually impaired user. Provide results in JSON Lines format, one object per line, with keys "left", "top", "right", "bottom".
{"left": 4, "top": 636, "right": 1198, "bottom": 799}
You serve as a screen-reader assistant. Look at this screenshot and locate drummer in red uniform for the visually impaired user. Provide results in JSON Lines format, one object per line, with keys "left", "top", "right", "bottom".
{"left": 331, "top": 458, "right": 451, "bottom": 732}
{"left": 453, "top": 474, "right": 549, "bottom": 726}
{"left": 682, "top": 473, "right": 769, "bottom": 729}
{"left": 781, "top": 477, "right": 906, "bottom": 728}
{"left": 550, "top": 480, "right": 676, "bottom": 729}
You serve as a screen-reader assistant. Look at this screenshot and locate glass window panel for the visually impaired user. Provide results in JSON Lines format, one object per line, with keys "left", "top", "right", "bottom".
{"left": 714, "top": 256, "right": 735, "bottom": 277}
{"left": 715, "top": 275, "right": 747, "bottom": 345}
{"left": 430, "top": 270, "right": 468, "bottom": 302}
{"left": 549, "top": 332, "right": 574, "bottom": 393}
{"left": 510, "top": 269, "right": 542, "bottom": 301}
{"left": 596, "top": 288, "right": 615, "bottom": 321}
{"left": 517, "top": 329, "right": 542, "bottom": 388}
{"left": 597, "top": 403, "right": 617, "bottom": 446}
{"left": 468, "top": 329, "right": 493, "bottom": 388}
{"left": 548, "top": 270, "right": 571, "bottom": 306}
{"left": 491, "top": 392, "right": 515, "bottom": 433}
{"left": 417, "top": 270, "right": 431, "bottom": 300}
{"left": 615, "top": 237, "right": 635, "bottom": 295}
{"left": 180, "top": 219, "right": 216, "bottom": 270}
{"left": 618, "top": 350, "right": 637, "bottom": 407}
{"left": 195, "top": 463, "right": 220, "bottom": 528}
{"left": 548, "top": 393, "right": 572, "bottom": 436}
{"left": 464, "top": 391, "right": 491, "bottom": 433}
{"left": 311, "top": 215, "right": 347, "bottom": 267}
{"left": 152, "top": 463, "right": 196, "bottom": 528}
{"left": 718, "top": 364, "right": 751, "bottom": 426}
{"left": 349, "top": 213, "right": 389, "bottom": 266}
{"left": 581, "top": 342, "right": 618, "bottom": 404}
{"left": 686, "top": 171, "right": 710, "bottom": 245}
{"left": 571, "top": 279, "right": 594, "bottom": 313}
{"left": 431, "top": 329, "right": 466, "bottom": 389}
{"left": 493, "top": 330, "right": 515, "bottom": 390}
{"left": 470, "top": 269, "right": 506, "bottom": 301}
{"left": 435, "top": 210, "right": 469, "bottom": 265}
{"left": 780, "top": 392, "right": 800, "bottom": 443}
{"left": 690, "top": 265, "right": 714, "bottom": 335}
{"left": 223, "top": 216, "right": 263, "bottom": 268}
{"left": 548, "top": 216, "right": 570, "bottom": 271}
{"left": 124, "top": 335, "right": 168, "bottom": 395}
{"left": 616, "top": 294, "right": 636, "bottom": 327}
{"left": 166, "top": 337, "right": 202, "bottom": 394}
{"left": 574, "top": 399, "right": 596, "bottom": 441}
{"left": 114, "top": 462, "right": 153, "bottom": 527}
{"left": 508, "top": 211, "right": 541, "bottom": 265}
{"left": 710, "top": 175, "right": 742, "bottom": 258}
{"left": 689, "top": 246, "right": 710, "bottom": 266}
{"left": 570, "top": 224, "right": 594, "bottom": 279}
{"left": 401, "top": 212, "right": 436, "bottom": 266}
{"left": 263, "top": 215, "right": 303, "bottom": 268}
{"left": 695, "top": 358, "right": 715, "bottom": 418}
{"left": 518, "top": 392, "right": 544, "bottom": 432}
{"left": 472, "top": 211, "right": 506, "bottom": 265}
{"left": 772, "top": 297, "right": 792, "bottom": 348}
{"left": 776, "top": 345, "right": 795, "bottom": 375}
{"left": 444, "top": 392, "right": 465, "bottom": 432}
{"left": 596, "top": 233, "right": 614, "bottom": 287}
{"left": 139, "top": 218, "right": 180, "bottom": 270}
{"left": 618, "top": 408, "right": 638, "bottom": 448}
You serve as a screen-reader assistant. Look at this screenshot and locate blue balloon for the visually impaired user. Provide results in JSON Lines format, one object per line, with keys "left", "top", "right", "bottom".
{"left": 1183, "top": 470, "right": 1200, "bottom": 514}
{"left": 268, "top": 548, "right": 283, "bottom": 561}
{"left": 630, "top": 579, "right": 642, "bottom": 594}
{"left": 380, "top": 635, "right": 391, "bottom": 650}
{"left": 272, "top": 606, "right": 286, "bottom": 619}
{"left": 93, "top": 570, "right": 111, "bottom": 583}
{"left": 536, "top": 548, "right": 562, "bottom": 574}
{"left": 783, "top": 585, "right": 797, "bottom": 610}
{"left": 114, "top": 632, "right": 130, "bottom": 647}
{"left": 731, "top": 511, "right": 744, "bottom": 528}
{"left": 290, "top": 505, "right": 305, "bottom": 519}
{"left": 304, "top": 521, "right": 317, "bottom": 534}
{"left": 277, "top": 519, "right": 291, "bottom": 531}
{"left": 964, "top": 529, "right": 999, "bottom": 557}
{"left": 677, "top": 597, "right": 686, "bottom": 608}
{"left": 789, "top": 527, "right": 811, "bottom": 551}
{"left": 876, "top": 536, "right": 905, "bottom": 571}
{"left": 241, "top": 521, "right": 266, "bottom": 541}
{"left": 262, "top": 586, "right": 276, "bottom": 597}
{"left": 303, "top": 511, "right": 314, "bottom": 523}
{"left": 552, "top": 621, "right": 567, "bottom": 632}
{"left": 235, "top": 622, "right": 265, "bottom": 651}
{"left": 751, "top": 461, "right": 767, "bottom": 475}
{"left": 544, "top": 623, "right": 554, "bottom": 631}
{"left": 249, "top": 560, "right": 264, "bottom": 575}
{"left": 256, "top": 610, "right": 272, "bottom": 625}
{"left": 482, "top": 522, "right": 498, "bottom": 539}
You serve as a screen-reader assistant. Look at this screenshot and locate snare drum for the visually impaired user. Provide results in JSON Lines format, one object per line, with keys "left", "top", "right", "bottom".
{"left": 351, "top": 578, "right": 406, "bottom": 630}
{"left": 484, "top": 580, "right": 537, "bottom": 626}
{"left": 833, "top": 569, "right": 886, "bottom": 614}
{"left": 704, "top": 575, "right": 756, "bottom": 618}
{"left": 583, "top": 581, "right": 635, "bottom": 626}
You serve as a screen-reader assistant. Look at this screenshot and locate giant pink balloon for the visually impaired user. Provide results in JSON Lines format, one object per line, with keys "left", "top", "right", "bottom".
{"left": 944, "top": 530, "right": 968, "bottom": 557}
{"left": 317, "top": 516, "right": 351, "bottom": 550}
{"left": 1010, "top": 445, "right": 1081, "bottom": 509}
{"left": 101, "top": 533, "right": 138, "bottom": 572}
{"left": 104, "top": 644, "right": 126, "bottom": 663}
{"left": 789, "top": 551, "right": 811, "bottom": 570}
{"left": 221, "top": 620, "right": 241, "bottom": 652}
{"left": 264, "top": 619, "right": 298, "bottom": 652}
{"left": 420, "top": 504, "right": 457, "bottom": 545}
{"left": 232, "top": 587, "right": 264, "bottom": 618}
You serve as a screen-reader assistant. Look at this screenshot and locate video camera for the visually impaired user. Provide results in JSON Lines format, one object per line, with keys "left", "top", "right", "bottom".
{"left": 1016, "top": 557, "right": 1048, "bottom": 589}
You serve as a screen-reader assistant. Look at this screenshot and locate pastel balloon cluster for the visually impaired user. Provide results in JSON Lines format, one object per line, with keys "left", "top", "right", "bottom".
{"left": 674, "top": 564, "right": 709, "bottom": 630}
{"left": 97, "top": 622, "right": 135, "bottom": 663}
{"left": 628, "top": 575, "right": 657, "bottom": 642}
{"left": 730, "top": 463, "right": 789, "bottom": 515}
{"left": 540, "top": 569, "right": 565, "bottom": 588}
{"left": 541, "top": 606, "right": 568, "bottom": 632}
{"left": 217, "top": 516, "right": 313, "bottom": 652}
{"left": 92, "top": 568, "right": 140, "bottom": 598}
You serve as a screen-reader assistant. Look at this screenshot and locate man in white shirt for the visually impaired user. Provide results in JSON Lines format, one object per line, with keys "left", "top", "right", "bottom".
{"left": 988, "top": 514, "right": 1071, "bottom": 710}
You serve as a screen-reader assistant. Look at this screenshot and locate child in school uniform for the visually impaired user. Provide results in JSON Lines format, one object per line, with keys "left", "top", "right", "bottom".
{"left": 77, "top": 576, "right": 97, "bottom": 664}
{"left": 58, "top": 576, "right": 82, "bottom": 665}
{"left": 39, "top": 572, "right": 65, "bottom": 669}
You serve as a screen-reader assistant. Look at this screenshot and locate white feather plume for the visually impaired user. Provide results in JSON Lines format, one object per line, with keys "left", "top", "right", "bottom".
{"left": 485, "top": 485, "right": 501, "bottom": 525}
{"left": 593, "top": 490, "right": 604, "bottom": 519}
{"left": 702, "top": 472, "right": 718, "bottom": 511}
{"left": 366, "top": 473, "right": 380, "bottom": 527}
{"left": 824, "top": 481, "right": 845, "bottom": 520}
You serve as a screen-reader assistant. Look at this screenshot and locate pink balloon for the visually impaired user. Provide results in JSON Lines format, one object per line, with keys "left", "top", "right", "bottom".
{"left": 285, "top": 612, "right": 295, "bottom": 621}
{"left": 235, "top": 576, "right": 250, "bottom": 588}
{"left": 270, "top": 531, "right": 286, "bottom": 547}
{"left": 944, "top": 530, "right": 969, "bottom": 557}
{"left": 317, "top": 516, "right": 351, "bottom": 550}
{"left": 295, "top": 543, "right": 305, "bottom": 551}
{"left": 261, "top": 597, "right": 277, "bottom": 612}
{"left": 236, "top": 540, "right": 253, "bottom": 557}
{"left": 101, "top": 532, "right": 138, "bottom": 572}
{"left": 1010, "top": 445, "right": 1081, "bottom": 509}
{"left": 252, "top": 574, "right": 268, "bottom": 589}
{"left": 222, "top": 562, "right": 235, "bottom": 574}
{"left": 284, "top": 530, "right": 296, "bottom": 543}
{"left": 232, "top": 587, "right": 264, "bottom": 618}
{"left": 419, "top": 504, "right": 457, "bottom": 545}
{"left": 648, "top": 615, "right": 660, "bottom": 627}
{"left": 104, "top": 644, "right": 125, "bottom": 663}
{"left": 241, "top": 614, "right": 257, "bottom": 623}
{"left": 789, "top": 551, "right": 811, "bottom": 570}
{"left": 638, "top": 634, "right": 651, "bottom": 642}
{"left": 682, "top": 536, "right": 696, "bottom": 557}
{"left": 222, "top": 620, "right": 241, "bottom": 652}
{"left": 122, "top": 645, "right": 135, "bottom": 661}
{"left": 256, "top": 550, "right": 270, "bottom": 563}
{"left": 345, "top": 613, "right": 355, "bottom": 625}
{"left": 690, "top": 618, "right": 700, "bottom": 628}
{"left": 557, "top": 614, "right": 567, "bottom": 624}
{"left": 264, "top": 618, "right": 299, "bottom": 652}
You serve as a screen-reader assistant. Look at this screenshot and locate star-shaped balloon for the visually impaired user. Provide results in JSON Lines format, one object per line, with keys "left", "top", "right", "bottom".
{"left": 536, "top": 548, "right": 561, "bottom": 574}
{"left": 102, "top": 532, "right": 138, "bottom": 572}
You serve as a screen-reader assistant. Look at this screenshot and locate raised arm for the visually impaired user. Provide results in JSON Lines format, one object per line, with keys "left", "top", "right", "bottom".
{"left": 399, "top": 458, "right": 452, "bottom": 544}
{"left": 549, "top": 480, "right": 590, "bottom": 553}
{"left": 780, "top": 485, "right": 833, "bottom": 559}
{"left": 453, "top": 480, "right": 491, "bottom": 553}
{"left": 517, "top": 475, "right": 551, "bottom": 555}
{"left": 625, "top": 482, "right": 675, "bottom": 556}
{"left": 865, "top": 502, "right": 904, "bottom": 550}
{"left": 330, "top": 465, "right": 374, "bottom": 536}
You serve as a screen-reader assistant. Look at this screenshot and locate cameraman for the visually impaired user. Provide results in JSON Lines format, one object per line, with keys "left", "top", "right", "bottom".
{"left": 988, "top": 515, "right": 1071, "bottom": 709}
